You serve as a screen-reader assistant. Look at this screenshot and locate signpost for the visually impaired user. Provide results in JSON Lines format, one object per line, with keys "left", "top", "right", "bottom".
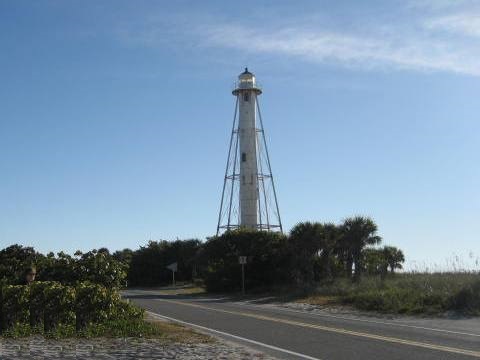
{"left": 166, "top": 262, "right": 178, "bottom": 287}
{"left": 238, "top": 256, "right": 247, "bottom": 295}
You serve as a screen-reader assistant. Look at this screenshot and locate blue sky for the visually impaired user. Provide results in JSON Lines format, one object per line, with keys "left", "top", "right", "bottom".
{"left": 1, "top": 0, "right": 479, "bottom": 270}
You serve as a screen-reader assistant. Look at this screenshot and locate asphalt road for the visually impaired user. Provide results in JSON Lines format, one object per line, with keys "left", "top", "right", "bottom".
{"left": 124, "top": 290, "right": 480, "bottom": 360}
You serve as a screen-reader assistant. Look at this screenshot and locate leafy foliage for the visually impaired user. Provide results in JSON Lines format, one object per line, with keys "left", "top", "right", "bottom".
{"left": 0, "top": 246, "right": 126, "bottom": 289}
{"left": 0, "top": 285, "right": 30, "bottom": 332}
{"left": 75, "top": 282, "right": 120, "bottom": 329}
{"left": 0, "top": 245, "right": 43, "bottom": 284}
{"left": 0, "top": 215, "right": 403, "bottom": 292}
{"left": 203, "top": 229, "right": 290, "bottom": 292}
{"left": 44, "top": 282, "right": 76, "bottom": 333}
{"left": 0, "top": 215, "right": 412, "bottom": 321}
{"left": 338, "top": 216, "right": 382, "bottom": 280}
{"left": 74, "top": 250, "right": 127, "bottom": 288}
{"left": 0, "top": 281, "right": 146, "bottom": 338}
{"left": 382, "top": 246, "right": 405, "bottom": 273}
{"left": 450, "top": 279, "right": 480, "bottom": 314}
{"left": 112, "top": 248, "right": 134, "bottom": 267}
{"left": 128, "top": 239, "right": 201, "bottom": 286}
{"left": 289, "top": 222, "right": 341, "bottom": 283}
{"left": 120, "top": 216, "right": 403, "bottom": 291}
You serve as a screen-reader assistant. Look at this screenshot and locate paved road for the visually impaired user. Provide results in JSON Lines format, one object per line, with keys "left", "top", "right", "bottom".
{"left": 124, "top": 290, "right": 480, "bottom": 360}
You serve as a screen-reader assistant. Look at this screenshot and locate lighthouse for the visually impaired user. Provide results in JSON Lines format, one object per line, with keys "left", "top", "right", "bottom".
{"left": 217, "top": 69, "right": 282, "bottom": 234}
{"left": 234, "top": 68, "right": 261, "bottom": 228}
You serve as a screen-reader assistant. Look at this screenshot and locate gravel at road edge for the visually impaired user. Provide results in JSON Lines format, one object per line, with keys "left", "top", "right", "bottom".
{"left": 0, "top": 335, "right": 277, "bottom": 359}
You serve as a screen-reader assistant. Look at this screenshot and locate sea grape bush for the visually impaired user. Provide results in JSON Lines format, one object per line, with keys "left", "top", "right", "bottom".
{"left": 0, "top": 281, "right": 143, "bottom": 336}
{"left": 0, "top": 285, "right": 29, "bottom": 331}
{"left": 75, "top": 282, "right": 122, "bottom": 329}
{"left": 0, "top": 246, "right": 127, "bottom": 289}
{"left": 29, "top": 281, "right": 52, "bottom": 331}
{"left": 44, "top": 282, "right": 76, "bottom": 332}
{"left": 75, "top": 250, "right": 128, "bottom": 289}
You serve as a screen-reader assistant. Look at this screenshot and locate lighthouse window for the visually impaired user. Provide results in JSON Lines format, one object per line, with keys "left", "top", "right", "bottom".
{"left": 242, "top": 153, "right": 247, "bottom": 162}
{"left": 243, "top": 93, "right": 250, "bottom": 102}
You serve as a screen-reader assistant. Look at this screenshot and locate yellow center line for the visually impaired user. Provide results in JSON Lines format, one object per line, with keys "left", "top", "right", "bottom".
{"left": 157, "top": 298, "right": 480, "bottom": 358}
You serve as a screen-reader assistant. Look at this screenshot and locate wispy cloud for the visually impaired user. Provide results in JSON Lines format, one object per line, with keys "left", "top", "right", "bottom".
{"left": 198, "top": 23, "right": 480, "bottom": 76}
{"left": 425, "top": 12, "right": 480, "bottom": 37}
{"left": 406, "top": 0, "right": 473, "bottom": 10}
{"left": 115, "top": 4, "right": 480, "bottom": 77}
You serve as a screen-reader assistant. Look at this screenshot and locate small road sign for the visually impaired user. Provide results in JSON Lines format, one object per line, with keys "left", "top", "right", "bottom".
{"left": 238, "top": 256, "right": 247, "bottom": 264}
{"left": 166, "top": 262, "right": 178, "bottom": 272}
{"left": 166, "top": 262, "right": 178, "bottom": 286}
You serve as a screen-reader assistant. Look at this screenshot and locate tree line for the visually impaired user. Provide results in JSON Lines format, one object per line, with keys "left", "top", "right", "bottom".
{"left": 0, "top": 216, "right": 404, "bottom": 292}
{"left": 200, "top": 216, "right": 404, "bottom": 291}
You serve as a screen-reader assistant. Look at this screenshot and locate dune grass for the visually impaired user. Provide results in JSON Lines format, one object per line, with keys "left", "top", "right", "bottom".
{"left": 298, "top": 273, "right": 480, "bottom": 315}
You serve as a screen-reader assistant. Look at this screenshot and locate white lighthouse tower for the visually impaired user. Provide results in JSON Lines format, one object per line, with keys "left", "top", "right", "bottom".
{"left": 217, "top": 68, "right": 282, "bottom": 234}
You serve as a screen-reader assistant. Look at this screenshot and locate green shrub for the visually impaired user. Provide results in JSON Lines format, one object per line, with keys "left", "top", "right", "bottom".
{"left": 0, "top": 245, "right": 42, "bottom": 285}
{"left": 44, "top": 282, "right": 76, "bottom": 333}
{"left": 203, "top": 230, "right": 290, "bottom": 292}
{"left": 1, "top": 285, "right": 30, "bottom": 332}
{"left": 128, "top": 239, "right": 201, "bottom": 287}
{"left": 75, "top": 250, "right": 127, "bottom": 289}
{"left": 0, "top": 245, "right": 127, "bottom": 289}
{"left": 110, "top": 299, "right": 145, "bottom": 321}
{"left": 29, "top": 281, "right": 49, "bottom": 332}
{"left": 450, "top": 279, "right": 480, "bottom": 314}
{"left": 75, "top": 282, "right": 120, "bottom": 329}
{"left": 1, "top": 282, "right": 145, "bottom": 338}
{"left": 77, "top": 301, "right": 150, "bottom": 338}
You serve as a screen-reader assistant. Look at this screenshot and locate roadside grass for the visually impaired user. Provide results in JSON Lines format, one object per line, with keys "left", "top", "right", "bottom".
{"left": 77, "top": 315, "right": 213, "bottom": 343}
{"left": 296, "top": 295, "right": 340, "bottom": 306}
{"left": 126, "top": 284, "right": 206, "bottom": 296}
{"left": 298, "top": 273, "right": 480, "bottom": 316}
{"left": 1, "top": 314, "right": 213, "bottom": 343}
{"left": 76, "top": 318, "right": 166, "bottom": 339}
{"left": 148, "top": 286, "right": 206, "bottom": 296}
{"left": 144, "top": 315, "right": 213, "bottom": 344}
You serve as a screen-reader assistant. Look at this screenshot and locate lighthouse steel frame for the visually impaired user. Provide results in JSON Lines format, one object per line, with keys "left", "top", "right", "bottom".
{"left": 216, "top": 86, "right": 282, "bottom": 235}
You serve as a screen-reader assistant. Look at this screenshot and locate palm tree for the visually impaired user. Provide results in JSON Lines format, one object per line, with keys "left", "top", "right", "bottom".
{"left": 341, "top": 216, "right": 382, "bottom": 281}
{"left": 289, "top": 222, "right": 324, "bottom": 283}
{"left": 382, "top": 246, "right": 405, "bottom": 274}
{"left": 317, "top": 223, "right": 340, "bottom": 280}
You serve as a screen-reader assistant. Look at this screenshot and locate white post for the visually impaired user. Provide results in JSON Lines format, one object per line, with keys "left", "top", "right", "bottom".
{"left": 239, "top": 256, "right": 247, "bottom": 295}
{"left": 241, "top": 263, "right": 245, "bottom": 295}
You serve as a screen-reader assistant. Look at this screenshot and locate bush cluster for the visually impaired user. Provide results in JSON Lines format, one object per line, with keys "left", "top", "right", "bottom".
{"left": 200, "top": 218, "right": 403, "bottom": 292}
{"left": 0, "top": 246, "right": 127, "bottom": 289}
{"left": 202, "top": 230, "right": 290, "bottom": 292}
{"left": 127, "top": 239, "right": 200, "bottom": 287}
{"left": 0, "top": 217, "right": 404, "bottom": 293}
{"left": 123, "top": 217, "right": 403, "bottom": 291}
{"left": 0, "top": 281, "right": 143, "bottom": 337}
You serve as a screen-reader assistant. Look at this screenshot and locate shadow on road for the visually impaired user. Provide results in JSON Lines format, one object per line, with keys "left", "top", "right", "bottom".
{"left": 121, "top": 289, "right": 284, "bottom": 305}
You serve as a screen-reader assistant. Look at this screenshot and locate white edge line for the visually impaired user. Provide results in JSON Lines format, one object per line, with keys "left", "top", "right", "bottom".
{"left": 147, "top": 311, "right": 322, "bottom": 360}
